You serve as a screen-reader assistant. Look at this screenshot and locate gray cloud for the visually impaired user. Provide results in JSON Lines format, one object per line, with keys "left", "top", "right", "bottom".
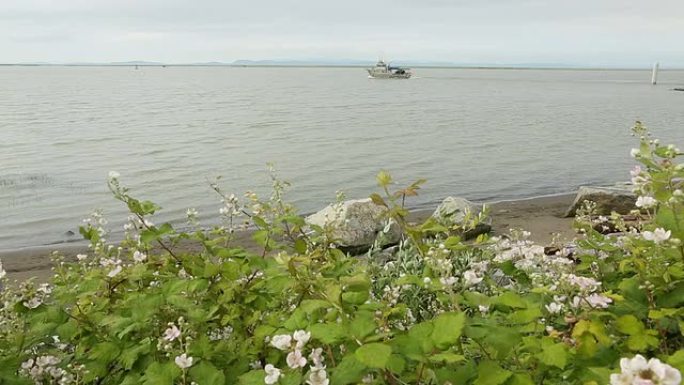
{"left": 2, "top": 0, "right": 683, "bottom": 66}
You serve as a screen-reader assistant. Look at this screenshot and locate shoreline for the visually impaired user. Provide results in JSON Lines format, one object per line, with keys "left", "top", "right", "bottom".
{"left": 1, "top": 193, "right": 576, "bottom": 283}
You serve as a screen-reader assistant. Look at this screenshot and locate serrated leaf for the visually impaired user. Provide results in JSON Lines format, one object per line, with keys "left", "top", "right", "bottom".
{"left": 474, "top": 361, "right": 512, "bottom": 385}
{"left": 431, "top": 312, "right": 465, "bottom": 349}
{"left": 310, "top": 323, "right": 346, "bottom": 345}
{"left": 355, "top": 343, "right": 392, "bottom": 369}
{"left": 537, "top": 342, "right": 568, "bottom": 369}
{"left": 331, "top": 355, "right": 367, "bottom": 385}
{"left": 189, "top": 362, "right": 225, "bottom": 385}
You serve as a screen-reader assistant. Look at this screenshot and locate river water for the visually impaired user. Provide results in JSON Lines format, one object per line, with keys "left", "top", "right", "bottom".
{"left": 1, "top": 66, "right": 683, "bottom": 249}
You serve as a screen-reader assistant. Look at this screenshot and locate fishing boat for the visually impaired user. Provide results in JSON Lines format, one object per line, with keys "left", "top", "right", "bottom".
{"left": 367, "top": 60, "right": 411, "bottom": 79}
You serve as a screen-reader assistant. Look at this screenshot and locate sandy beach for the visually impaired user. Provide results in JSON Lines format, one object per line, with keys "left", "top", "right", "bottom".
{"left": 0, "top": 193, "right": 576, "bottom": 283}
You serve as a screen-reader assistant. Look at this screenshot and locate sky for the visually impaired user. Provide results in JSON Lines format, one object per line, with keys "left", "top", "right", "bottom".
{"left": 1, "top": 0, "right": 683, "bottom": 67}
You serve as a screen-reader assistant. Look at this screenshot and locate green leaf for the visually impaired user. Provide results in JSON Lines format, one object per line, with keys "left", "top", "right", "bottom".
{"left": 428, "top": 352, "right": 465, "bottom": 364}
{"left": 189, "top": 362, "right": 225, "bottom": 385}
{"left": 495, "top": 292, "right": 527, "bottom": 309}
{"left": 667, "top": 350, "right": 684, "bottom": 373}
{"left": 238, "top": 370, "right": 265, "bottom": 385}
{"left": 331, "top": 355, "right": 367, "bottom": 385}
{"left": 143, "top": 362, "right": 181, "bottom": 385}
{"left": 119, "top": 340, "right": 152, "bottom": 370}
{"left": 355, "top": 343, "right": 392, "bottom": 369}
{"left": 508, "top": 373, "right": 535, "bottom": 385}
{"left": 616, "top": 315, "right": 644, "bottom": 335}
{"left": 474, "top": 361, "right": 512, "bottom": 385}
{"left": 341, "top": 274, "right": 371, "bottom": 292}
{"left": 310, "top": 323, "right": 347, "bottom": 345}
{"left": 537, "top": 342, "right": 568, "bottom": 369}
{"left": 89, "top": 341, "right": 121, "bottom": 362}
{"left": 349, "top": 311, "right": 377, "bottom": 341}
{"left": 431, "top": 312, "right": 465, "bottom": 349}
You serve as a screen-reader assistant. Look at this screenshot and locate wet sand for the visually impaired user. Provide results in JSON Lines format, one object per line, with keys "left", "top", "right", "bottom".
{"left": 0, "top": 193, "right": 576, "bottom": 283}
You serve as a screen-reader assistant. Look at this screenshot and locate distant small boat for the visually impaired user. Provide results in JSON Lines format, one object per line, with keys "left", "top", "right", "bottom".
{"left": 674, "top": 88, "right": 684, "bottom": 92}
{"left": 367, "top": 60, "right": 411, "bottom": 79}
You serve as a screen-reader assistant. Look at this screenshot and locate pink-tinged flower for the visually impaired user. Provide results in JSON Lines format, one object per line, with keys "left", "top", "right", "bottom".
{"left": 307, "top": 367, "right": 330, "bottom": 385}
{"left": 174, "top": 353, "right": 193, "bottom": 369}
{"left": 636, "top": 196, "right": 657, "bottom": 209}
{"left": 163, "top": 325, "right": 181, "bottom": 341}
{"left": 293, "top": 330, "right": 311, "bottom": 349}
{"left": 264, "top": 364, "right": 282, "bottom": 385}
{"left": 309, "top": 348, "right": 325, "bottom": 369}
{"left": 610, "top": 354, "right": 681, "bottom": 385}
{"left": 643, "top": 228, "right": 671, "bottom": 243}
{"left": 585, "top": 293, "right": 613, "bottom": 308}
{"left": 270, "top": 334, "right": 292, "bottom": 351}
{"left": 286, "top": 349, "right": 307, "bottom": 369}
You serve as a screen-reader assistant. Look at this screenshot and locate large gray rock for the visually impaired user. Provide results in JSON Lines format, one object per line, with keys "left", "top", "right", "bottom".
{"left": 432, "top": 197, "right": 490, "bottom": 226}
{"left": 305, "top": 198, "right": 401, "bottom": 249}
{"left": 564, "top": 185, "right": 636, "bottom": 217}
{"left": 432, "top": 197, "right": 491, "bottom": 239}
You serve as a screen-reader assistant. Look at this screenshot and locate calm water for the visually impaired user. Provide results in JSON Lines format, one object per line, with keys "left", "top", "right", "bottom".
{"left": 1, "top": 66, "right": 684, "bottom": 250}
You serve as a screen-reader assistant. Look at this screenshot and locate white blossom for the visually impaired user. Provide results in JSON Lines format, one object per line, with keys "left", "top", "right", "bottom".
{"left": 270, "top": 334, "right": 292, "bottom": 351}
{"left": 630, "top": 148, "right": 640, "bottom": 158}
{"left": 163, "top": 325, "right": 181, "bottom": 341}
{"left": 264, "top": 364, "right": 282, "bottom": 385}
{"left": 545, "top": 302, "right": 564, "bottom": 314}
{"left": 293, "top": 330, "right": 311, "bottom": 349}
{"left": 462, "top": 270, "right": 483, "bottom": 287}
{"left": 635, "top": 196, "right": 657, "bottom": 209}
{"left": 132, "top": 251, "right": 147, "bottom": 263}
{"left": 107, "top": 265, "right": 123, "bottom": 278}
{"left": 643, "top": 228, "right": 671, "bottom": 244}
{"left": 610, "top": 354, "right": 681, "bottom": 385}
{"left": 309, "top": 348, "right": 325, "bottom": 369}
{"left": 76, "top": 254, "right": 87, "bottom": 261}
{"left": 108, "top": 171, "right": 120, "bottom": 179}
{"left": 174, "top": 353, "right": 193, "bottom": 369}
{"left": 0, "top": 259, "right": 5, "bottom": 280}
{"left": 286, "top": 349, "right": 307, "bottom": 369}
{"left": 23, "top": 297, "right": 43, "bottom": 309}
{"left": 307, "top": 367, "right": 330, "bottom": 385}
{"left": 585, "top": 293, "right": 613, "bottom": 308}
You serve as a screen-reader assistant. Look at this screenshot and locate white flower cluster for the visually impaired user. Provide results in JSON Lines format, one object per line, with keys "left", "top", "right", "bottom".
{"left": 642, "top": 228, "right": 671, "bottom": 244}
{"left": 208, "top": 325, "right": 234, "bottom": 341}
{"left": 630, "top": 166, "right": 651, "bottom": 194}
{"left": 219, "top": 193, "right": 241, "bottom": 216}
{"left": 610, "top": 354, "right": 681, "bottom": 385}
{"left": 21, "top": 356, "right": 74, "bottom": 385}
{"left": 266, "top": 330, "right": 328, "bottom": 385}
{"left": 559, "top": 273, "right": 613, "bottom": 310}
{"left": 0, "top": 259, "right": 6, "bottom": 280}
{"left": 100, "top": 258, "right": 123, "bottom": 278}
{"left": 22, "top": 283, "right": 52, "bottom": 309}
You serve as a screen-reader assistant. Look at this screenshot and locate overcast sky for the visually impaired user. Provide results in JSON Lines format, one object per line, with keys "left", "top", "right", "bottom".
{"left": 1, "top": 0, "right": 683, "bottom": 67}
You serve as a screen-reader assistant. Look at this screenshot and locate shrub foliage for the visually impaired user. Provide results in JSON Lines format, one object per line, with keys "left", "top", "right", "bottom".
{"left": 0, "top": 122, "right": 683, "bottom": 385}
